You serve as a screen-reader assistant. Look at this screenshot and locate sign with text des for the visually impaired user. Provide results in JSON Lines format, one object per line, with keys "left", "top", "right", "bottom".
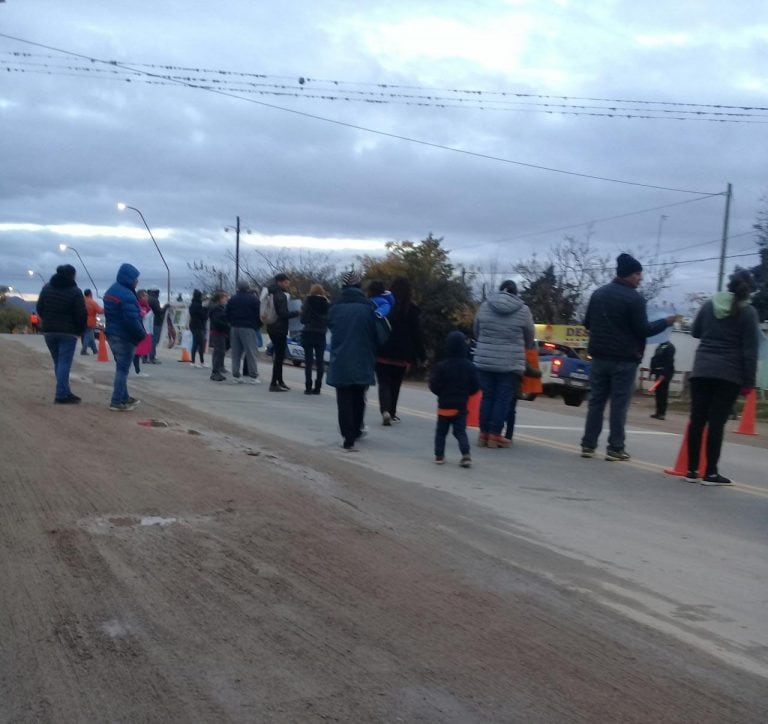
{"left": 535, "top": 324, "right": 590, "bottom": 347}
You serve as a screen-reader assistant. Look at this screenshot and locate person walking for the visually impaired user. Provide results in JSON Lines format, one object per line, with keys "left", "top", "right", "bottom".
{"left": 188, "top": 289, "right": 208, "bottom": 368}
{"left": 580, "top": 253, "right": 677, "bottom": 461}
{"left": 81, "top": 289, "right": 103, "bottom": 355}
{"left": 265, "top": 273, "right": 299, "bottom": 391}
{"left": 327, "top": 270, "right": 379, "bottom": 451}
{"left": 684, "top": 270, "right": 760, "bottom": 485}
{"left": 649, "top": 341, "right": 676, "bottom": 420}
{"left": 103, "top": 264, "right": 146, "bottom": 411}
{"left": 132, "top": 289, "right": 153, "bottom": 376}
{"left": 375, "top": 277, "right": 425, "bottom": 426}
{"left": 146, "top": 288, "right": 168, "bottom": 364}
{"left": 36, "top": 264, "right": 87, "bottom": 404}
{"left": 472, "top": 280, "right": 534, "bottom": 448}
{"left": 300, "top": 283, "right": 330, "bottom": 394}
{"left": 208, "top": 291, "right": 230, "bottom": 382}
{"left": 429, "top": 330, "right": 480, "bottom": 467}
{"left": 226, "top": 280, "right": 262, "bottom": 384}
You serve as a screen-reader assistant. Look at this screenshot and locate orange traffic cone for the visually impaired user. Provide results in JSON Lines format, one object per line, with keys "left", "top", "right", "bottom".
{"left": 735, "top": 389, "right": 758, "bottom": 436}
{"left": 664, "top": 422, "right": 708, "bottom": 476}
{"left": 466, "top": 391, "right": 482, "bottom": 428}
{"left": 97, "top": 331, "right": 109, "bottom": 362}
{"left": 179, "top": 346, "right": 191, "bottom": 363}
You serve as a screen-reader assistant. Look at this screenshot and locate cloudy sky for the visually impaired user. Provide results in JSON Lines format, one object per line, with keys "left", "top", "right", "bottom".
{"left": 1, "top": 0, "right": 766, "bottom": 307}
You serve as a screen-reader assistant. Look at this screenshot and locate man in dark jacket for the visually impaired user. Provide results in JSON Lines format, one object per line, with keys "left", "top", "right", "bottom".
{"left": 265, "top": 272, "right": 299, "bottom": 391}
{"left": 103, "top": 263, "right": 146, "bottom": 411}
{"left": 327, "top": 270, "right": 379, "bottom": 450}
{"left": 147, "top": 288, "right": 168, "bottom": 364}
{"left": 580, "top": 253, "right": 677, "bottom": 461}
{"left": 36, "top": 264, "right": 87, "bottom": 404}
{"left": 429, "top": 330, "right": 480, "bottom": 467}
{"left": 226, "top": 280, "right": 262, "bottom": 384}
{"left": 649, "top": 341, "right": 676, "bottom": 420}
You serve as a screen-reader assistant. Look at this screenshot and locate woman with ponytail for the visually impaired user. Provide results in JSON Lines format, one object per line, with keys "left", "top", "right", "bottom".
{"left": 685, "top": 270, "right": 760, "bottom": 485}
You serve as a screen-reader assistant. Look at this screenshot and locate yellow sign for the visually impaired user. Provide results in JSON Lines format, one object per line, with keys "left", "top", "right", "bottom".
{"left": 535, "top": 324, "right": 590, "bottom": 347}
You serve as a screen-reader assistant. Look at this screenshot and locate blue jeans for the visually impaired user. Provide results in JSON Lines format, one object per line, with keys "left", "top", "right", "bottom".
{"left": 581, "top": 358, "right": 638, "bottom": 452}
{"left": 150, "top": 324, "right": 162, "bottom": 361}
{"left": 477, "top": 370, "right": 518, "bottom": 435}
{"left": 44, "top": 333, "right": 77, "bottom": 400}
{"left": 108, "top": 336, "right": 136, "bottom": 406}
{"left": 82, "top": 327, "right": 97, "bottom": 354}
{"left": 435, "top": 411, "right": 470, "bottom": 457}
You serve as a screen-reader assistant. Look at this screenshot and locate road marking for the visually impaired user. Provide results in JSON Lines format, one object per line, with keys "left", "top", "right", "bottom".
{"left": 397, "top": 406, "right": 768, "bottom": 498}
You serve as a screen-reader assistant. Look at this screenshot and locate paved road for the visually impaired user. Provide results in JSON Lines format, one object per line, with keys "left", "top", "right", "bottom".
{"left": 12, "top": 335, "right": 768, "bottom": 680}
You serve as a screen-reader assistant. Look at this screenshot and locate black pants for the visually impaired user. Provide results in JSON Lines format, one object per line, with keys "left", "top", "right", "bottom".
{"left": 270, "top": 333, "right": 288, "bottom": 385}
{"left": 376, "top": 362, "right": 407, "bottom": 417}
{"left": 336, "top": 385, "right": 367, "bottom": 448}
{"left": 302, "top": 332, "right": 326, "bottom": 390}
{"left": 687, "top": 377, "right": 740, "bottom": 476}
{"left": 435, "top": 411, "right": 470, "bottom": 457}
{"left": 190, "top": 329, "right": 206, "bottom": 364}
{"left": 654, "top": 376, "right": 671, "bottom": 416}
{"left": 210, "top": 335, "right": 227, "bottom": 376}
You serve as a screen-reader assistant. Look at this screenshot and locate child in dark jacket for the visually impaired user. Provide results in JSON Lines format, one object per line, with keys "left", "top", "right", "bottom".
{"left": 429, "top": 330, "right": 480, "bottom": 467}
{"left": 208, "top": 291, "right": 230, "bottom": 381}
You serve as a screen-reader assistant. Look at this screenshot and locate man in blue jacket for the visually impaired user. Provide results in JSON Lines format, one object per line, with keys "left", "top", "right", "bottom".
{"left": 226, "top": 279, "right": 262, "bottom": 384}
{"left": 103, "top": 263, "right": 146, "bottom": 411}
{"left": 327, "top": 270, "right": 379, "bottom": 451}
{"left": 580, "top": 253, "right": 677, "bottom": 461}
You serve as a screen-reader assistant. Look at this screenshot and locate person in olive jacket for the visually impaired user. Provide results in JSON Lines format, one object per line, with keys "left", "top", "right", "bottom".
{"left": 36, "top": 264, "right": 87, "bottom": 404}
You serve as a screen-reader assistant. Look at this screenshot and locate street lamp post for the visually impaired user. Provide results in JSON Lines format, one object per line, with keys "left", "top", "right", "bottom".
{"left": 58, "top": 244, "right": 99, "bottom": 297}
{"left": 117, "top": 203, "right": 171, "bottom": 305}
{"left": 224, "top": 216, "right": 251, "bottom": 287}
{"left": 28, "top": 269, "right": 46, "bottom": 284}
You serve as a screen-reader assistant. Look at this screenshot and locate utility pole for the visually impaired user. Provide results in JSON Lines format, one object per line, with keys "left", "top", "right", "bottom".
{"left": 717, "top": 183, "right": 732, "bottom": 291}
{"left": 234, "top": 215, "right": 241, "bottom": 287}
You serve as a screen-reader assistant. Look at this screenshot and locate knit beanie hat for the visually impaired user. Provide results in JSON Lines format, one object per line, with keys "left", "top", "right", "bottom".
{"left": 616, "top": 253, "right": 642, "bottom": 278}
{"left": 341, "top": 269, "right": 362, "bottom": 287}
{"left": 56, "top": 264, "right": 77, "bottom": 280}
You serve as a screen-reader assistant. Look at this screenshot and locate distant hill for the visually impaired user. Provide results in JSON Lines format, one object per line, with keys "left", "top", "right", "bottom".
{"left": 5, "top": 296, "right": 37, "bottom": 313}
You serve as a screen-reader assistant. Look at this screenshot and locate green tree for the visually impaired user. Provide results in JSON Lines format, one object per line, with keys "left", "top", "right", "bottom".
{"left": 518, "top": 264, "right": 578, "bottom": 323}
{"left": 0, "top": 288, "right": 30, "bottom": 333}
{"left": 749, "top": 195, "right": 768, "bottom": 321}
{"left": 360, "top": 234, "right": 476, "bottom": 359}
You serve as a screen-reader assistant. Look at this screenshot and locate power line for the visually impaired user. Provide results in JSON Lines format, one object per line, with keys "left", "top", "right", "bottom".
{"left": 0, "top": 34, "right": 725, "bottom": 194}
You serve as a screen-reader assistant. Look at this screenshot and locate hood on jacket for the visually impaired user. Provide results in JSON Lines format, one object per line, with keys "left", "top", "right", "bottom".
{"left": 444, "top": 330, "right": 469, "bottom": 358}
{"left": 116, "top": 263, "right": 140, "bottom": 288}
{"left": 48, "top": 265, "right": 78, "bottom": 289}
{"left": 487, "top": 290, "right": 525, "bottom": 315}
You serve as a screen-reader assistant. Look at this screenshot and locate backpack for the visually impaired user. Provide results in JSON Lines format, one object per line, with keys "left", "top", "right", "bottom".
{"left": 260, "top": 288, "right": 278, "bottom": 326}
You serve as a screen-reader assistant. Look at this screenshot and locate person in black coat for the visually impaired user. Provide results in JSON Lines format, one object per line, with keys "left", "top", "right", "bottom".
{"left": 300, "top": 284, "right": 330, "bottom": 394}
{"left": 429, "top": 330, "right": 480, "bottom": 467}
{"left": 649, "top": 341, "right": 675, "bottom": 420}
{"left": 266, "top": 273, "right": 299, "bottom": 391}
{"left": 376, "top": 277, "right": 425, "bottom": 425}
{"left": 36, "top": 264, "right": 87, "bottom": 404}
{"left": 188, "top": 289, "right": 208, "bottom": 367}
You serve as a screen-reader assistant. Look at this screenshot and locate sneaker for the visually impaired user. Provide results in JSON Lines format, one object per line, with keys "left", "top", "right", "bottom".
{"left": 304, "top": 389, "right": 314, "bottom": 395}
{"left": 269, "top": 384, "right": 287, "bottom": 392}
{"left": 278, "top": 382, "right": 290, "bottom": 390}
{"left": 580, "top": 447, "right": 596, "bottom": 458}
{"left": 210, "top": 374, "right": 226, "bottom": 382}
{"left": 356, "top": 427, "right": 368, "bottom": 440}
{"left": 650, "top": 414, "right": 665, "bottom": 420}
{"left": 247, "top": 377, "right": 261, "bottom": 385}
{"left": 605, "top": 448, "right": 631, "bottom": 462}
{"left": 382, "top": 412, "right": 392, "bottom": 426}
{"left": 683, "top": 470, "right": 701, "bottom": 483}
{"left": 109, "top": 403, "right": 128, "bottom": 411}
{"left": 342, "top": 444, "right": 359, "bottom": 452}
{"left": 150, "top": 359, "right": 161, "bottom": 365}
{"left": 232, "top": 375, "right": 244, "bottom": 384}
{"left": 123, "top": 397, "right": 140, "bottom": 410}
{"left": 200, "top": 363, "right": 209, "bottom": 368}
{"left": 137, "top": 372, "right": 150, "bottom": 377}
{"left": 434, "top": 455, "right": 445, "bottom": 465}
{"left": 391, "top": 415, "right": 402, "bottom": 423}
{"left": 460, "top": 455, "right": 472, "bottom": 468}
{"left": 701, "top": 473, "right": 732, "bottom": 486}
{"left": 193, "top": 363, "right": 201, "bottom": 368}
{"left": 54, "top": 394, "right": 81, "bottom": 405}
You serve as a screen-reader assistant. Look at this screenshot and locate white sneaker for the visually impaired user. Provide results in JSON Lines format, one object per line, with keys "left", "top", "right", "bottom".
{"left": 200, "top": 363, "right": 209, "bottom": 368}
{"left": 193, "top": 363, "right": 201, "bottom": 368}
{"left": 247, "top": 377, "right": 261, "bottom": 385}
{"left": 137, "top": 372, "right": 150, "bottom": 378}
{"left": 232, "top": 377, "right": 244, "bottom": 384}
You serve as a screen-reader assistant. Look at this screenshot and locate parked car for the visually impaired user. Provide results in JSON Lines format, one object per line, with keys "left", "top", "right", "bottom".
{"left": 265, "top": 334, "right": 331, "bottom": 367}
{"left": 536, "top": 340, "right": 591, "bottom": 406}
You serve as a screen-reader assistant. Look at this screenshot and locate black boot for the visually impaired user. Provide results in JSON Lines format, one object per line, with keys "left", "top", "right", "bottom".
{"left": 313, "top": 380, "right": 322, "bottom": 394}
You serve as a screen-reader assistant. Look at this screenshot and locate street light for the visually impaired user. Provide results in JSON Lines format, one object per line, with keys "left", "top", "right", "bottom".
{"left": 58, "top": 244, "right": 99, "bottom": 297}
{"left": 117, "top": 203, "right": 171, "bottom": 305}
{"left": 224, "top": 216, "right": 251, "bottom": 287}
{"left": 28, "top": 269, "right": 46, "bottom": 283}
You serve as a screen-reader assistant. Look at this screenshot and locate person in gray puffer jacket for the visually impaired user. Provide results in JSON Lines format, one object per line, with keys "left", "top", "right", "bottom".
{"left": 472, "top": 280, "right": 534, "bottom": 448}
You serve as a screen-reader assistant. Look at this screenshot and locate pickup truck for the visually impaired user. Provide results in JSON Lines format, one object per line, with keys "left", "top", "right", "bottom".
{"left": 536, "top": 341, "right": 592, "bottom": 407}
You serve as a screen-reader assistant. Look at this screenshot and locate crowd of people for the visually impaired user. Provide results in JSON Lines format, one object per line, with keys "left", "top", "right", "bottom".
{"left": 32, "top": 253, "right": 761, "bottom": 481}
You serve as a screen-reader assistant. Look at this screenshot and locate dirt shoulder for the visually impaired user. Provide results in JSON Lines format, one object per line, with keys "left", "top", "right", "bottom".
{"left": 1, "top": 339, "right": 766, "bottom": 723}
